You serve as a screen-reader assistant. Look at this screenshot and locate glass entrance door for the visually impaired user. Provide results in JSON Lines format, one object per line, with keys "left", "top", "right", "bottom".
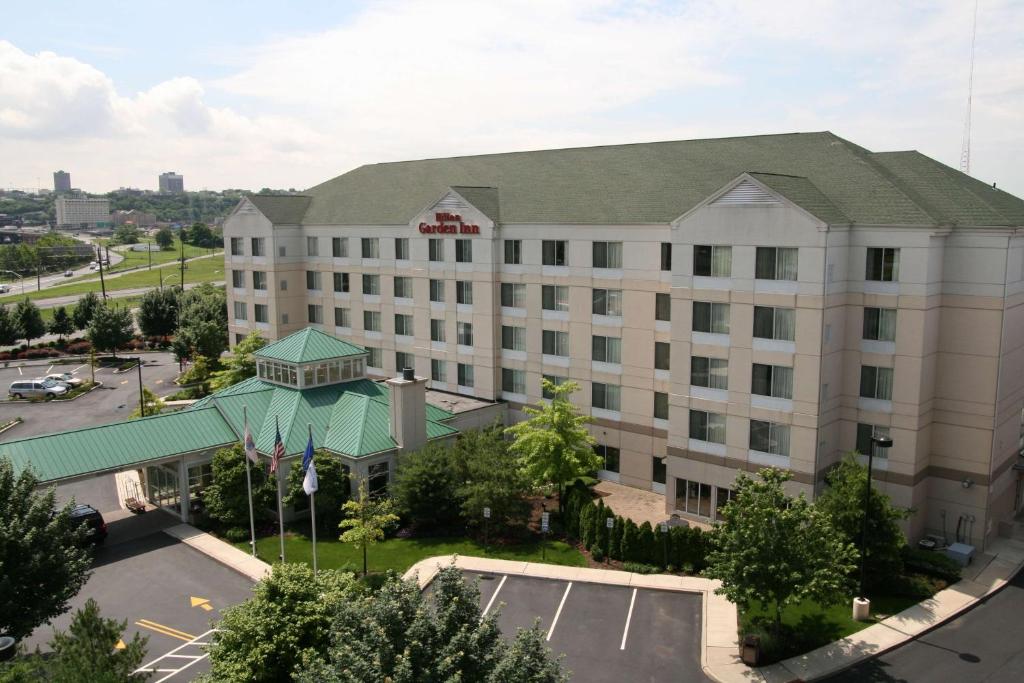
{"left": 146, "top": 463, "right": 180, "bottom": 514}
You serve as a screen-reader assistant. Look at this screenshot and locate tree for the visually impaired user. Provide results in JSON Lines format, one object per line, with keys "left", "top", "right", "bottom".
{"left": 13, "top": 297, "right": 45, "bottom": 348}
{"left": 816, "top": 453, "right": 911, "bottom": 585}
{"left": 111, "top": 224, "right": 140, "bottom": 245}
{"left": 49, "top": 305, "right": 74, "bottom": 342}
{"left": 87, "top": 304, "right": 134, "bottom": 358}
{"left": 154, "top": 227, "right": 174, "bottom": 250}
{"left": 455, "top": 427, "right": 530, "bottom": 529}
{"left": 183, "top": 222, "right": 216, "bottom": 248}
{"left": 0, "top": 458, "right": 92, "bottom": 640}
{"left": 704, "top": 468, "right": 858, "bottom": 634}
{"left": 47, "top": 598, "right": 149, "bottom": 682}
{"left": 391, "top": 440, "right": 463, "bottom": 531}
{"left": 339, "top": 478, "right": 399, "bottom": 576}
{"left": 490, "top": 625, "right": 568, "bottom": 683}
{"left": 178, "top": 354, "right": 213, "bottom": 395}
{"left": 204, "top": 563, "right": 356, "bottom": 683}
{"left": 505, "top": 379, "right": 599, "bottom": 513}
{"left": 209, "top": 331, "right": 267, "bottom": 391}
{"left": 176, "top": 283, "right": 228, "bottom": 359}
{"left": 284, "top": 450, "right": 350, "bottom": 534}
{"left": 0, "top": 304, "right": 18, "bottom": 345}
{"left": 203, "top": 445, "right": 276, "bottom": 537}
{"left": 128, "top": 387, "right": 164, "bottom": 419}
{"left": 73, "top": 291, "right": 101, "bottom": 331}
{"left": 136, "top": 287, "right": 179, "bottom": 339}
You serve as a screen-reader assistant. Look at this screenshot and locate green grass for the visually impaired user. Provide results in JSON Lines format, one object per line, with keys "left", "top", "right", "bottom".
{"left": 102, "top": 238, "right": 218, "bottom": 274}
{"left": 236, "top": 532, "right": 587, "bottom": 575}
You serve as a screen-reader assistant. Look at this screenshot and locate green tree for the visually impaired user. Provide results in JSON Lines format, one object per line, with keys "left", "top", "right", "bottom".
{"left": 136, "top": 287, "right": 179, "bottom": 339}
{"left": 72, "top": 291, "right": 101, "bottom": 331}
{"left": 209, "top": 331, "right": 267, "bottom": 391}
{"left": 284, "top": 450, "right": 350, "bottom": 534}
{"left": 505, "top": 379, "right": 598, "bottom": 513}
{"left": 49, "top": 305, "right": 75, "bottom": 342}
{"left": 154, "top": 227, "right": 174, "bottom": 250}
{"left": 184, "top": 222, "right": 216, "bottom": 248}
{"left": 203, "top": 444, "right": 276, "bottom": 536}
{"left": 816, "top": 453, "right": 911, "bottom": 585}
{"left": 128, "top": 387, "right": 164, "bottom": 419}
{"left": 175, "top": 283, "right": 228, "bottom": 359}
{"left": 456, "top": 427, "right": 530, "bottom": 529}
{"left": 620, "top": 519, "right": 639, "bottom": 562}
{"left": 13, "top": 297, "right": 45, "bottom": 347}
{"left": 204, "top": 563, "right": 356, "bottom": 683}
{"left": 0, "top": 458, "right": 92, "bottom": 640}
{"left": 0, "top": 304, "right": 18, "bottom": 345}
{"left": 87, "top": 304, "right": 135, "bottom": 358}
{"left": 704, "top": 468, "right": 858, "bottom": 634}
{"left": 111, "top": 224, "right": 140, "bottom": 245}
{"left": 490, "top": 624, "right": 568, "bottom": 683}
{"left": 47, "top": 598, "right": 149, "bottom": 682}
{"left": 339, "top": 478, "right": 400, "bottom": 576}
{"left": 390, "top": 440, "right": 463, "bottom": 530}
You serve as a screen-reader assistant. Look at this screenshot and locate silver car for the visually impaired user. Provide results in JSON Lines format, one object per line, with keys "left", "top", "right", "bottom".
{"left": 44, "top": 372, "right": 84, "bottom": 388}
{"left": 9, "top": 380, "right": 68, "bottom": 400}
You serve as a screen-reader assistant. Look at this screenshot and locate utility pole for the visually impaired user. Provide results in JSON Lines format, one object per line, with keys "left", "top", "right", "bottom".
{"left": 136, "top": 357, "right": 145, "bottom": 417}
{"left": 148, "top": 239, "right": 152, "bottom": 270}
{"left": 96, "top": 245, "right": 107, "bottom": 300}
{"left": 180, "top": 237, "right": 185, "bottom": 289}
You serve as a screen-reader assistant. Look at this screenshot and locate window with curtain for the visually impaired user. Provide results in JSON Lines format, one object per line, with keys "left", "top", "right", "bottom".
{"left": 856, "top": 423, "right": 891, "bottom": 457}
{"left": 753, "top": 306, "right": 795, "bottom": 341}
{"left": 431, "top": 359, "right": 447, "bottom": 382}
{"left": 593, "top": 241, "right": 623, "bottom": 268}
{"left": 542, "top": 330, "right": 569, "bottom": 356}
{"left": 455, "top": 239, "right": 472, "bottom": 263}
{"left": 307, "top": 304, "right": 323, "bottom": 324}
{"left": 429, "top": 279, "right": 444, "bottom": 302}
{"left": 394, "top": 238, "right": 408, "bottom": 260}
{"left": 456, "top": 280, "right": 473, "bottom": 305}
{"left": 502, "top": 368, "right": 526, "bottom": 394}
{"left": 430, "top": 319, "right": 445, "bottom": 342}
{"left": 542, "top": 374, "right": 566, "bottom": 399}
{"left": 593, "top": 289, "right": 623, "bottom": 316}
{"left": 689, "top": 410, "right": 726, "bottom": 444}
{"left": 250, "top": 237, "right": 265, "bottom": 256}
{"left": 333, "top": 272, "right": 349, "bottom": 293}
{"left": 363, "top": 310, "right": 381, "bottom": 332}
{"left": 231, "top": 270, "right": 244, "bottom": 288}
{"left": 592, "top": 382, "right": 621, "bottom": 411}
{"left": 654, "top": 392, "right": 669, "bottom": 420}
{"left": 693, "top": 302, "right": 730, "bottom": 334}
{"left": 332, "top": 237, "right": 348, "bottom": 258}
{"left": 230, "top": 237, "right": 243, "bottom": 255}
{"left": 749, "top": 420, "right": 790, "bottom": 456}
{"left": 396, "top": 352, "right": 414, "bottom": 373}
{"left": 500, "top": 283, "right": 525, "bottom": 308}
{"left": 457, "top": 322, "right": 473, "bottom": 346}
{"left": 306, "top": 271, "right": 321, "bottom": 290}
{"left": 691, "top": 357, "right": 728, "bottom": 389}
{"left": 362, "top": 274, "right": 379, "bottom": 295}
{"left": 504, "top": 240, "right": 522, "bottom": 264}
{"left": 542, "top": 285, "right": 569, "bottom": 311}
{"left": 394, "top": 276, "right": 412, "bottom": 298}
{"left": 458, "top": 363, "right": 474, "bottom": 387}
{"left": 860, "top": 366, "right": 894, "bottom": 400}
{"left": 661, "top": 243, "right": 672, "bottom": 271}
{"left": 863, "top": 308, "right": 897, "bottom": 341}
{"left": 233, "top": 301, "right": 247, "bottom": 320}
{"left": 866, "top": 247, "right": 900, "bottom": 281}
{"left": 253, "top": 271, "right": 267, "bottom": 290}
{"left": 655, "top": 342, "right": 671, "bottom": 371}
{"left": 655, "top": 293, "right": 671, "bottom": 321}
{"left": 592, "top": 335, "right": 622, "bottom": 363}
{"left": 755, "top": 247, "right": 798, "bottom": 280}
{"left": 693, "top": 245, "right": 732, "bottom": 277}
{"left": 429, "top": 238, "right": 444, "bottom": 262}
{"left": 593, "top": 445, "right": 620, "bottom": 472}
{"left": 334, "top": 307, "right": 350, "bottom": 327}
{"left": 751, "top": 363, "right": 793, "bottom": 399}
{"left": 254, "top": 304, "right": 268, "bottom": 323}
{"left": 306, "top": 236, "right": 319, "bottom": 257}
{"left": 394, "top": 314, "right": 413, "bottom": 336}
{"left": 542, "top": 240, "right": 567, "bottom": 266}
{"left": 361, "top": 238, "right": 379, "bottom": 259}
{"left": 502, "top": 326, "right": 525, "bottom": 351}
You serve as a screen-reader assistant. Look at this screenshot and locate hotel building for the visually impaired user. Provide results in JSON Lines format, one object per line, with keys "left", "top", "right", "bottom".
{"left": 222, "top": 132, "right": 1024, "bottom": 551}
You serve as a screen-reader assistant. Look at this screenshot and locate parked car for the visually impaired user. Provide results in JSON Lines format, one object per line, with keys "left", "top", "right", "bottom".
{"left": 44, "top": 372, "right": 84, "bottom": 388}
{"left": 69, "top": 504, "right": 108, "bottom": 545}
{"left": 64, "top": 270, "right": 73, "bottom": 277}
{"left": 8, "top": 380, "right": 68, "bottom": 399}
{"left": 0, "top": 284, "right": 10, "bottom": 293}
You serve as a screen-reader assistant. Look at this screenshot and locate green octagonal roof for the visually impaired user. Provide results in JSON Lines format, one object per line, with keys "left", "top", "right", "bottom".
{"left": 255, "top": 327, "right": 367, "bottom": 364}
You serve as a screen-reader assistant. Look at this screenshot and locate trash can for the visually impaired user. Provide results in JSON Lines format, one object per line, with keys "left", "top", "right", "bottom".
{"left": 740, "top": 634, "right": 760, "bottom": 666}
{"left": 0, "top": 636, "right": 16, "bottom": 663}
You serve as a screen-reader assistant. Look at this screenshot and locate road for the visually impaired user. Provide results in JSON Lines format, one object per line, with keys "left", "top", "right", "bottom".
{"left": 23, "top": 279, "right": 225, "bottom": 310}
{"left": 0, "top": 245, "right": 124, "bottom": 295}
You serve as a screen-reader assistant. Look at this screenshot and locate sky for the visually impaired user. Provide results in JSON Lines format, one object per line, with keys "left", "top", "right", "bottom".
{"left": 1, "top": 0, "right": 1022, "bottom": 197}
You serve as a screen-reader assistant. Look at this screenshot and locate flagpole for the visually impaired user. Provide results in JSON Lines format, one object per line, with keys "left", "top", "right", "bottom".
{"left": 243, "top": 405, "right": 256, "bottom": 558}
{"left": 275, "top": 415, "right": 285, "bottom": 563}
{"left": 308, "top": 423, "right": 318, "bottom": 577}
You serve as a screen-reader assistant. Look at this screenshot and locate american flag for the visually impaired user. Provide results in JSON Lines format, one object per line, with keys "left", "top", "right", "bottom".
{"left": 271, "top": 424, "right": 285, "bottom": 474}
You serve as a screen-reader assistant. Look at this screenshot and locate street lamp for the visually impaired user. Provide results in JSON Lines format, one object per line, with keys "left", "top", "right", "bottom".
{"left": 853, "top": 433, "right": 893, "bottom": 621}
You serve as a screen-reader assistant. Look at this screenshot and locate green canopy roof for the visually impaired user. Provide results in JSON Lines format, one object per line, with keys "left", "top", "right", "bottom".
{"left": 255, "top": 327, "right": 368, "bottom": 364}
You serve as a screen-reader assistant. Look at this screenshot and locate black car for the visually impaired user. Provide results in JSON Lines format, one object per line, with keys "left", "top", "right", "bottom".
{"left": 69, "top": 504, "right": 108, "bottom": 545}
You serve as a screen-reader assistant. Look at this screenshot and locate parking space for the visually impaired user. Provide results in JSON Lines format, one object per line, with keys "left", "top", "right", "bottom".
{"left": 455, "top": 570, "right": 709, "bottom": 682}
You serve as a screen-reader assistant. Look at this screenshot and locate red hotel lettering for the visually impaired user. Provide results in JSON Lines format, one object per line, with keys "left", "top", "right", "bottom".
{"left": 418, "top": 221, "right": 481, "bottom": 234}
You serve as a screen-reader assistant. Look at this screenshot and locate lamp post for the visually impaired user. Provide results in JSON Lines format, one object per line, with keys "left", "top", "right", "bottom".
{"left": 853, "top": 434, "right": 893, "bottom": 621}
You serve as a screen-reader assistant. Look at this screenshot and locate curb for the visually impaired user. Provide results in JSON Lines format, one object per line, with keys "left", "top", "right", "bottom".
{"left": 164, "top": 523, "right": 271, "bottom": 583}
{"left": 0, "top": 418, "right": 23, "bottom": 434}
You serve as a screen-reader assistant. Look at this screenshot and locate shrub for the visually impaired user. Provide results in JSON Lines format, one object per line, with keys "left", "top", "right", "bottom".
{"left": 621, "top": 519, "right": 639, "bottom": 561}
{"left": 609, "top": 516, "right": 624, "bottom": 560}
{"left": 591, "top": 546, "right": 605, "bottom": 562}
{"left": 638, "top": 521, "right": 655, "bottom": 564}
{"left": 223, "top": 526, "right": 250, "bottom": 543}
{"left": 622, "top": 562, "right": 660, "bottom": 574}
{"left": 65, "top": 340, "right": 92, "bottom": 354}
{"left": 900, "top": 546, "right": 962, "bottom": 583}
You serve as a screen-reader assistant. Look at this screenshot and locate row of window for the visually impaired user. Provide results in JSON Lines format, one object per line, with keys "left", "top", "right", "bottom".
{"left": 693, "top": 302, "right": 898, "bottom": 343}
{"left": 690, "top": 246, "right": 899, "bottom": 282}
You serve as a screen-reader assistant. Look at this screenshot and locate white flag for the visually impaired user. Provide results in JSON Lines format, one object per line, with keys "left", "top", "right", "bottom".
{"left": 243, "top": 423, "right": 258, "bottom": 464}
{"left": 303, "top": 459, "right": 319, "bottom": 495}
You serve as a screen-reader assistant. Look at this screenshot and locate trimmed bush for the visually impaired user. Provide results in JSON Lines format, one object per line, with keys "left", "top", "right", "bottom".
{"left": 901, "top": 546, "right": 962, "bottom": 583}
{"left": 592, "top": 546, "right": 605, "bottom": 562}
{"left": 621, "top": 519, "right": 639, "bottom": 562}
{"left": 622, "top": 562, "right": 660, "bottom": 575}
{"left": 609, "top": 516, "right": 624, "bottom": 560}
{"left": 638, "top": 521, "right": 655, "bottom": 565}
{"left": 65, "top": 341, "right": 92, "bottom": 354}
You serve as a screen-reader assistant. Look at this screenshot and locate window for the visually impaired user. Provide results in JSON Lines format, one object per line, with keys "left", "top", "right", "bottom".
{"left": 594, "top": 444, "right": 620, "bottom": 473}
{"left": 334, "top": 307, "right": 350, "bottom": 327}
{"left": 751, "top": 364, "right": 793, "bottom": 399}
{"left": 661, "top": 243, "right": 672, "bottom": 271}
{"left": 366, "top": 347, "right": 382, "bottom": 369}
{"left": 430, "top": 319, "right": 446, "bottom": 342}
{"left": 593, "top": 241, "right": 623, "bottom": 268}
{"left": 689, "top": 410, "right": 726, "bottom": 444}
{"left": 458, "top": 363, "right": 474, "bottom": 388}
{"left": 693, "top": 245, "right": 732, "bottom": 277}
{"left": 654, "top": 392, "right": 669, "bottom": 420}
{"left": 502, "top": 368, "right": 526, "bottom": 394}
{"left": 504, "top": 240, "right": 522, "bottom": 264}
{"left": 692, "top": 302, "right": 730, "bottom": 334}
{"left": 333, "top": 272, "right": 349, "bottom": 293}
{"left": 654, "top": 342, "right": 671, "bottom": 371}
{"left": 394, "top": 276, "right": 412, "bottom": 299}
{"left": 856, "top": 424, "right": 891, "bottom": 457}
{"left": 394, "top": 237, "right": 409, "bottom": 260}
{"left": 362, "top": 274, "right": 380, "bottom": 295}
{"left": 866, "top": 247, "right": 900, "bottom": 281}
{"left": 396, "top": 352, "right": 414, "bottom": 373}
{"left": 361, "top": 238, "right": 380, "bottom": 259}
{"left": 233, "top": 301, "right": 247, "bottom": 320}
{"left": 306, "top": 271, "right": 321, "bottom": 291}
{"left": 655, "top": 293, "right": 671, "bottom": 321}
{"left": 431, "top": 359, "right": 447, "bottom": 383}
{"left": 429, "top": 279, "right": 445, "bottom": 302}
{"left": 755, "top": 247, "right": 798, "bottom": 280}
{"left": 455, "top": 239, "right": 472, "bottom": 263}
{"left": 231, "top": 269, "right": 245, "bottom": 288}
{"left": 363, "top": 310, "right": 381, "bottom": 332}
{"left": 542, "top": 375, "right": 566, "bottom": 399}
{"left": 456, "top": 280, "right": 473, "bottom": 305}
{"left": 749, "top": 420, "right": 790, "bottom": 456}
{"left": 281, "top": 312, "right": 289, "bottom": 324}
{"left": 500, "top": 283, "right": 525, "bottom": 308}
{"left": 863, "top": 308, "right": 897, "bottom": 342}
{"left": 542, "top": 285, "right": 569, "bottom": 312}
{"left": 715, "top": 487, "right": 735, "bottom": 518}
{"left": 332, "top": 237, "right": 348, "bottom": 258}
{"left": 250, "top": 237, "right": 265, "bottom": 257}
{"left": 502, "top": 325, "right": 525, "bottom": 351}
{"left": 542, "top": 240, "right": 567, "bottom": 266}
{"left": 306, "top": 236, "right": 319, "bottom": 257}
{"left": 280, "top": 279, "right": 287, "bottom": 291}
{"left": 253, "top": 271, "right": 267, "bottom": 290}
{"left": 592, "top": 382, "right": 621, "bottom": 411}
{"left": 367, "top": 461, "right": 388, "bottom": 497}
{"left": 592, "top": 335, "right": 622, "bottom": 364}
{"left": 691, "top": 357, "right": 728, "bottom": 389}
{"left": 860, "top": 366, "right": 894, "bottom": 401}
{"left": 457, "top": 322, "right": 473, "bottom": 346}
{"left": 278, "top": 245, "right": 286, "bottom": 257}
{"left": 542, "top": 330, "right": 569, "bottom": 356}
{"left": 753, "top": 306, "right": 795, "bottom": 341}
{"left": 307, "top": 304, "right": 323, "bottom": 324}
{"left": 675, "top": 478, "right": 713, "bottom": 518}
{"left": 429, "top": 238, "right": 444, "bottom": 262}
{"left": 254, "top": 304, "right": 268, "bottom": 323}
{"left": 592, "top": 289, "right": 623, "bottom": 316}
{"left": 653, "top": 456, "right": 667, "bottom": 485}
{"left": 230, "top": 237, "right": 243, "bottom": 256}
{"left": 395, "top": 314, "right": 413, "bottom": 336}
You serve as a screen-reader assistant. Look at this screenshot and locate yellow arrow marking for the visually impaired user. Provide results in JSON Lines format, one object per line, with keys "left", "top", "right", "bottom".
{"left": 189, "top": 596, "right": 210, "bottom": 609}
{"left": 115, "top": 639, "right": 126, "bottom": 650}
{"left": 120, "top": 380, "right": 129, "bottom": 385}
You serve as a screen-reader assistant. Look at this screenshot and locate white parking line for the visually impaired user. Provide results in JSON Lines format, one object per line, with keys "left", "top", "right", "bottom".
{"left": 17, "top": 367, "right": 22, "bottom": 375}
{"left": 71, "top": 364, "right": 86, "bottom": 373}
{"left": 481, "top": 575, "right": 507, "bottom": 620}
{"left": 45, "top": 364, "right": 53, "bottom": 374}
{"left": 546, "top": 582, "right": 572, "bottom": 641}
{"left": 620, "top": 588, "right": 638, "bottom": 650}
{"left": 133, "top": 628, "right": 218, "bottom": 683}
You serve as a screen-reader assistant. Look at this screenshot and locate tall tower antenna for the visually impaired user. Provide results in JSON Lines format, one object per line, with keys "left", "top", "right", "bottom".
{"left": 959, "top": 0, "right": 979, "bottom": 174}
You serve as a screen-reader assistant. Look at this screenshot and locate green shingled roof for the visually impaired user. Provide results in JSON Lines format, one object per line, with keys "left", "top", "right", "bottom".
{"left": 253, "top": 132, "right": 1023, "bottom": 228}
{"left": 255, "top": 327, "right": 367, "bottom": 364}
{"left": 246, "top": 194, "right": 311, "bottom": 224}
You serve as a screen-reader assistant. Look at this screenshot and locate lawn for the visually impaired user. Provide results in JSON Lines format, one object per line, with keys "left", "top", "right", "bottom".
{"left": 236, "top": 531, "right": 587, "bottom": 575}
{"left": 103, "top": 239, "right": 218, "bottom": 274}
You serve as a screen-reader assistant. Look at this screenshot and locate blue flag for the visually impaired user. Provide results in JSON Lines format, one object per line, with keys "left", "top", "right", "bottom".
{"left": 302, "top": 432, "right": 318, "bottom": 495}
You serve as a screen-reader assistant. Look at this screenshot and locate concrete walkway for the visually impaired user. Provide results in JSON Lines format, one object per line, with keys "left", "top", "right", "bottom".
{"left": 594, "top": 480, "right": 677, "bottom": 527}
{"left": 164, "top": 523, "right": 271, "bottom": 583}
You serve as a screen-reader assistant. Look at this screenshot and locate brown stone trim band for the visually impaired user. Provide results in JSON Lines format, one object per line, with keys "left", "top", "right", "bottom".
{"left": 506, "top": 402, "right": 667, "bottom": 439}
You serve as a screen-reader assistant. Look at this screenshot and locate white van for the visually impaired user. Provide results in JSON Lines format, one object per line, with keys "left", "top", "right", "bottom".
{"left": 9, "top": 380, "right": 68, "bottom": 400}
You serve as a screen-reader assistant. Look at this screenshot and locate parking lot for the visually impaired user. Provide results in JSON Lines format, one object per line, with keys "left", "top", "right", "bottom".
{"left": 452, "top": 570, "right": 709, "bottom": 682}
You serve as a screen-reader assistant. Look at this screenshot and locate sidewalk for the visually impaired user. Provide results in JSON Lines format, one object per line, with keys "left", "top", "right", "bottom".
{"left": 164, "top": 523, "right": 271, "bottom": 583}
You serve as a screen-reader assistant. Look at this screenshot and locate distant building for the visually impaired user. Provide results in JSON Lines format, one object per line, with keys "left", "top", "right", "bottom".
{"left": 55, "top": 196, "right": 111, "bottom": 230}
{"left": 111, "top": 209, "right": 157, "bottom": 228}
{"left": 53, "top": 170, "right": 71, "bottom": 193}
{"left": 159, "top": 172, "right": 184, "bottom": 194}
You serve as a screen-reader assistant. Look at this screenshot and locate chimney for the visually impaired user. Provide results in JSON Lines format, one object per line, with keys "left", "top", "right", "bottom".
{"left": 385, "top": 368, "right": 428, "bottom": 452}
